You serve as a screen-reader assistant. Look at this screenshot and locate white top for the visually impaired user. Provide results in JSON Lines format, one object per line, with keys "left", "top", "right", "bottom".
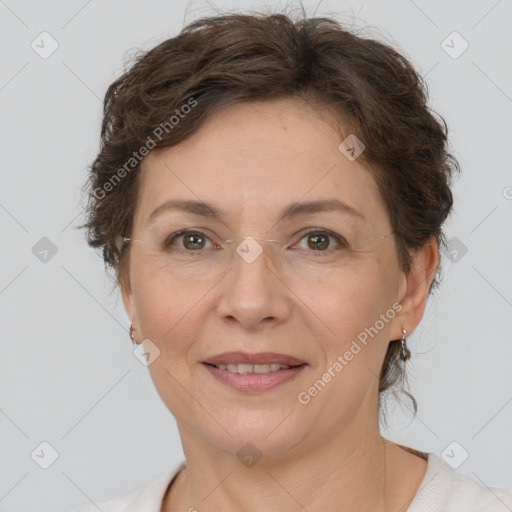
{"left": 69, "top": 452, "right": 512, "bottom": 511}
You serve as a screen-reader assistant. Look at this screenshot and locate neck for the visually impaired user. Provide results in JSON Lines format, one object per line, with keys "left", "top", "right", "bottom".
{"left": 165, "top": 425, "right": 402, "bottom": 512}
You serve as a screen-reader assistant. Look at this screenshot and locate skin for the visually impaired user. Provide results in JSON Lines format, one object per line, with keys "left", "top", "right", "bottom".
{"left": 121, "top": 98, "right": 438, "bottom": 512}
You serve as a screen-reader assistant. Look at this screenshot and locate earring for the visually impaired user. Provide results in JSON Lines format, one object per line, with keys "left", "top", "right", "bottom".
{"left": 399, "top": 328, "right": 411, "bottom": 361}
{"left": 129, "top": 323, "right": 137, "bottom": 344}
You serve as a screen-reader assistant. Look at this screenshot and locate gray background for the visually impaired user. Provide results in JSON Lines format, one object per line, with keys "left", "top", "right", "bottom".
{"left": 0, "top": 0, "right": 511, "bottom": 510}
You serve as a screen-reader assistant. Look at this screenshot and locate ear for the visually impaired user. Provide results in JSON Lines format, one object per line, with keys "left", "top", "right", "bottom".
{"left": 120, "top": 276, "right": 137, "bottom": 328}
{"left": 391, "top": 236, "right": 439, "bottom": 340}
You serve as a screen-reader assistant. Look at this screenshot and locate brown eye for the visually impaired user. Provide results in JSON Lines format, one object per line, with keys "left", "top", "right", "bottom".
{"left": 307, "top": 233, "right": 330, "bottom": 250}
{"left": 164, "top": 230, "right": 213, "bottom": 252}
{"left": 182, "top": 232, "right": 206, "bottom": 250}
{"left": 294, "top": 230, "right": 347, "bottom": 254}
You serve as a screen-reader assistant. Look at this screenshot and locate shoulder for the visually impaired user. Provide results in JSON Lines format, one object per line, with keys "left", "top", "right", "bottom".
{"left": 67, "top": 461, "right": 186, "bottom": 512}
{"left": 408, "top": 452, "right": 512, "bottom": 512}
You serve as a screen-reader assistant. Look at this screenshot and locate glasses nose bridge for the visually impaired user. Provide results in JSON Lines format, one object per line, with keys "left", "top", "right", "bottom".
{"left": 225, "top": 235, "right": 283, "bottom": 267}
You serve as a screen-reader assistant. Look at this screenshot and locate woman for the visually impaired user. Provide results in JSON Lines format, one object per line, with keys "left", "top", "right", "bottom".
{"left": 74, "top": 10, "right": 512, "bottom": 512}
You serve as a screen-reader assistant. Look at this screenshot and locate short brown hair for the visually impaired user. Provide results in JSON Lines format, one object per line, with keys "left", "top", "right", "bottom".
{"left": 80, "top": 10, "right": 460, "bottom": 419}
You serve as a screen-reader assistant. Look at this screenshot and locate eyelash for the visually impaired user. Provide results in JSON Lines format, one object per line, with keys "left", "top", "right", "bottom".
{"left": 163, "top": 229, "right": 348, "bottom": 254}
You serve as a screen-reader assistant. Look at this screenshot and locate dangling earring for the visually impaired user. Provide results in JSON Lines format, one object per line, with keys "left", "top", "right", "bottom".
{"left": 399, "top": 328, "right": 411, "bottom": 361}
{"left": 129, "top": 323, "right": 138, "bottom": 344}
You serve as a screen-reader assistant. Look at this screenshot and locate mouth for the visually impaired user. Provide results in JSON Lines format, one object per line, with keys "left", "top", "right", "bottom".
{"left": 203, "top": 362, "right": 307, "bottom": 374}
{"left": 202, "top": 351, "right": 307, "bottom": 367}
{"left": 201, "top": 351, "right": 308, "bottom": 393}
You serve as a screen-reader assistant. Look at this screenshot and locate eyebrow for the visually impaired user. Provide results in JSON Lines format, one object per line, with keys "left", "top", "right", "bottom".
{"left": 146, "top": 198, "right": 365, "bottom": 226}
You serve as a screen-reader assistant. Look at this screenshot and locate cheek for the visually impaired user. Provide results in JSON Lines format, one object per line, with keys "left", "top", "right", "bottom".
{"left": 131, "top": 270, "right": 207, "bottom": 357}
{"left": 132, "top": 252, "right": 207, "bottom": 313}
{"left": 304, "top": 257, "right": 398, "bottom": 362}
{"left": 299, "top": 267, "right": 396, "bottom": 416}
{"left": 132, "top": 276, "right": 205, "bottom": 410}
{"left": 301, "top": 259, "right": 391, "bottom": 326}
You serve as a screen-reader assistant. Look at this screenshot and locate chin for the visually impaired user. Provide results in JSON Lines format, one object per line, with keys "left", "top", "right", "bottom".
{"left": 183, "top": 409, "right": 309, "bottom": 463}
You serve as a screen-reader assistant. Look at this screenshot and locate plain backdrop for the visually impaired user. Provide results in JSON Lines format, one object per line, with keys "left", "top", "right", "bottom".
{"left": 0, "top": 0, "right": 511, "bottom": 510}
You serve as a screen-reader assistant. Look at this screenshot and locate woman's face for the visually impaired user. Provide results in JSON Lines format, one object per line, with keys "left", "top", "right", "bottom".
{"left": 122, "top": 98, "right": 428, "bottom": 461}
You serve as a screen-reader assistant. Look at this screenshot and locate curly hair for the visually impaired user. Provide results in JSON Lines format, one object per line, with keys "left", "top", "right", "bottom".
{"left": 80, "top": 10, "right": 460, "bottom": 421}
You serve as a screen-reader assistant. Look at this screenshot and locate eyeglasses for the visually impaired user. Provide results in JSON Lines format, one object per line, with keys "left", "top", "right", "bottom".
{"left": 119, "top": 220, "right": 395, "bottom": 282}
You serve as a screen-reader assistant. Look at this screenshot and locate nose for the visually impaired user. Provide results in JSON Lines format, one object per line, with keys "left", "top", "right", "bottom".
{"left": 216, "top": 240, "right": 292, "bottom": 331}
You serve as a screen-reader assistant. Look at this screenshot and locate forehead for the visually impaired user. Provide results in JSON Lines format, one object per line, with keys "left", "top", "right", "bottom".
{"left": 135, "top": 98, "right": 388, "bottom": 230}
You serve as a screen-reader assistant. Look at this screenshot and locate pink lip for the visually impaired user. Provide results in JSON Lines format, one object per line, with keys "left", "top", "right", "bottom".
{"left": 202, "top": 363, "right": 307, "bottom": 393}
{"left": 202, "top": 351, "right": 306, "bottom": 366}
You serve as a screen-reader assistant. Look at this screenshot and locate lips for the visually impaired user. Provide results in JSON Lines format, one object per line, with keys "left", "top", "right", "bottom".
{"left": 203, "top": 363, "right": 306, "bottom": 393}
{"left": 202, "top": 351, "right": 307, "bottom": 367}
